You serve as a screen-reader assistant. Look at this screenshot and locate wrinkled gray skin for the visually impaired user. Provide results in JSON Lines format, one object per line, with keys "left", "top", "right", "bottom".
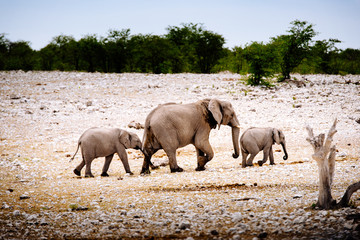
{"left": 141, "top": 98, "right": 240, "bottom": 174}
{"left": 70, "top": 127, "right": 142, "bottom": 178}
{"left": 240, "top": 127, "right": 288, "bottom": 168}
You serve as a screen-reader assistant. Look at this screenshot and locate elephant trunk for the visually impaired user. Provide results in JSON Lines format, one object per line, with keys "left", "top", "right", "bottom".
{"left": 281, "top": 142, "right": 288, "bottom": 160}
{"left": 231, "top": 117, "right": 240, "bottom": 158}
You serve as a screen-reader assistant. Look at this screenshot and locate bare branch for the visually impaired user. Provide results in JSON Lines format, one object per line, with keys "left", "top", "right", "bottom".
{"left": 324, "top": 119, "right": 337, "bottom": 153}
{"left": 338, "top": 181, "right": 360, "bottom": 208}
{"left": 328, "top": 145, "right": 336, "bottom": 186}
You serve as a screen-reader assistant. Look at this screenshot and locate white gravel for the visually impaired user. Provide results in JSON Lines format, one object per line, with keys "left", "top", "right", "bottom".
{"left": 0, "top": 71, "right": 359, "bottom": 239}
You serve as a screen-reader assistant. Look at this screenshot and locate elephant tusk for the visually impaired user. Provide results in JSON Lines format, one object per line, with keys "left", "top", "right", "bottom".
{"left": 234, "top": 125, "right": 240, "bottom": 129}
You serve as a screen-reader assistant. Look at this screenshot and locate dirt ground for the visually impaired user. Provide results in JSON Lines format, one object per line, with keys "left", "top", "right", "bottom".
{"left": 0, "top": 71, "right": 359, "bottom": 239}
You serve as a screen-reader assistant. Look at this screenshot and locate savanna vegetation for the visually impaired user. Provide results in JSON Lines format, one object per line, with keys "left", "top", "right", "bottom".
{"left": 1, "top": 20, "right": 359, "bottom": 85}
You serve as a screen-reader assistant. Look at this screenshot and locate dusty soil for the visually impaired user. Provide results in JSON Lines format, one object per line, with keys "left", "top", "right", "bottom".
{"left": 0, "top": 71, "right": 359, "bottom": 239}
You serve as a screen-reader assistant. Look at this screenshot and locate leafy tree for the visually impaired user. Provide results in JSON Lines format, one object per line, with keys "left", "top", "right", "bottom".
{"left": 51, "top": 35, "right": 79, "bottom": 70}
{"left": 214, "top": 46, "right": 249, "bottom": 74}
{"left": 78, "top": 35, "right": 105, "bottom": 72}
{"left": 144, "top": 35, "right": 175, "bottom": 73}
{"left": 104, "top": 29, "right": 130, "bottom": 73}
{"left": 126, "top": 34, "right": 175, "bottom": 73}
{"left": 166, "top": 23, "right": 225, "bottom": 73}
{"left": 310, "top": 39, "right": 341, "bottom": 74}
{"left": 6, "top": 41, "right": 34, "bottom": 70}
{"left": 0, "top": 33, "right": 10, "bottom": 70}
{"left": 38, "top": 43, "right": 57, "bottom": 70}
{"left": 338, "top": 48, "right": 360, "bottom": 74}
{"left": 243, "top": 41, "right": 276, "bottom": 85}
{"left": 272, "top": 20, "right": 317, "bottom": 80}
{"left": 166, "top": 23, "right": 200, "bottom": 72}
{"left": 194, "top": 29, "right": 225, "bottom": 73}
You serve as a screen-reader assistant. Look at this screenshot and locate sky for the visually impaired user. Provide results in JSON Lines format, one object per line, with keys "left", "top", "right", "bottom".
{"left": 1, "top": 0, "right": 360, "bottom": 50}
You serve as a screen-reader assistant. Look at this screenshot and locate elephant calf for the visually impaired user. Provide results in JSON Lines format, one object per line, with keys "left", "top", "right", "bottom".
{"left": 70, "top": 127, "right": 142, "bottom": 178}
{"left": 240, "top": 127, "right": 288, "bottom": 168}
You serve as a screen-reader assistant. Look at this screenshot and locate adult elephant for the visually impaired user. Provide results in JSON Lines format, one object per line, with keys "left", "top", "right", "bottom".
{"left": 141, "top": 98, "right": 240, "bottom": 174}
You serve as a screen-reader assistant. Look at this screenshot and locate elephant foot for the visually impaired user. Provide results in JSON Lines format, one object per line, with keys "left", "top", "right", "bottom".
{"left": 140, "top": 168, "right": 151, "bottom": 175}
{"left": 101, "top": 172, "right": 109, "bottom": 177}
{"left": 125, "top": 171, "right": 134, "bottom": 175}
{"left": 85, "top": 173, "right": 94, "bottom": 178}
{"left": 170, "top": 167, "right": 183, "bottom": 173}
{"left": 258, "top": 161, "right": 263, "bottom": 166}
{"left": 73, "top": 169, "right": 81, "bottom": 176}
{"left": 151, "top": 165, "right": 160, "bottom": 170}
{"left": 195, "top": 166, "right": 206, "bottom": 171}
{"left": 270, "top": 162, "right": 275, "bottom": 165}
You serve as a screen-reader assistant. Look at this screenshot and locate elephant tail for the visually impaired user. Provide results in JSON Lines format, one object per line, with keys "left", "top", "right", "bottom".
{"left": 69, "top": 141, "right": 81, "bottom": 162}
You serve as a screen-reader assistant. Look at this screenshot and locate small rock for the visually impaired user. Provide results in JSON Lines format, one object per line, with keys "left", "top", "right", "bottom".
{"left": 20, "top": 195, "right": 30, "bottom": 200}
{"left": 86, "top": 101, "right": 92, "bottom": 107}
{"left": 210, "top": 229, "right": 219, "bottom": 235}
{"left": 10, "top": 94, "right": 21, "bottom": 99}
{"left": 293, "top": 216, "right": 305, "bottom": 224}
{"left": 293, "top": 194, "right": 303, "bottom": 199}
{"left": 128, "top": 120, "right": 144, "bottom": 129}
{"left": 179, "top": 222, "right": 191, "bottom": 230}
{"left": 232, "top": 212, "right": 243, "bottom": 222}
{"left": 13, "top": 210, "right": 21, "bottom": 216}
{"left": 2, "top": 203, "right": 10, "bottom": 209}
{"left": 40, "top": 218, "right": 48, "bottom": 226}
{"left": 258, "top": 232, "right": 268, "bottom": 238}
{"left": 344, "top": 222, "right": 353, "bottom": 230}
{"left": 338, "top": 152, "right": 347, "bottom": 158}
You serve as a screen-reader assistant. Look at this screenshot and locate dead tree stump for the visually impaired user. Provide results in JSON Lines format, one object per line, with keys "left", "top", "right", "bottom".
{"left": 306, "top": 119, "right": 360, "bottom": 209}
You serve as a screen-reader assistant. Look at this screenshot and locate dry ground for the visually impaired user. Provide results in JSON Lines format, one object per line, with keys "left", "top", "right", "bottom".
{"left": 0, "top": 71, "right": 359, "bottom": 239}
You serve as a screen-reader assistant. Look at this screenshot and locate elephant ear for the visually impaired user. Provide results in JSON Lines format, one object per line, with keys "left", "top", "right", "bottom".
{"left": 119, "top": 130, "right": 131, "bottom": 149}
{"left": 272, "top": 128, "right": 281, "bottom": 144}
{"left": 208, "top": 99, "right": 222, "bottom": 129}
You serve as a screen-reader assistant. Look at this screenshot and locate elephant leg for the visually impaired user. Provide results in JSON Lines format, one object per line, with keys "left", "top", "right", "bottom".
{"left": 74, "top": 156, "right": 85, "bottom": 176}
{"left": 259, "top": 148, "right": 270, "bottom": 166}
{"left": 141, "top": 153, "right": 153, "bottom": 175}
{"left": 117, "top": 149, "right": 133, "bottom": 175}
{"left": 141, "top": 147, "right": 158, "bottom": 174}
{"left": 163, "top": 148, "right": 183, "bottom": 173}
{"left": 269, "top": 147, "right": 275, "bottom": 165}
{"left": 241, "top": 150, "right": 249, "bottom": 168}
{"left": 246, "top": 153, "right": 258, "bottom": 166}
{"left": 195, "top": 141, "right": 214, "bottom": 171}
{"left": 101, "top": 154, "right": 114, "bottom": 177}
{"left": 195, "top": 148, "right": 206, "bottom": 171}
{"left": 84, "top": 157, "right": 94, "bottom": 178}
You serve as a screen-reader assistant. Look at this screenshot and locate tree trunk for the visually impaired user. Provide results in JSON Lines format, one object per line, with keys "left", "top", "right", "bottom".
{"left": 306, "top": 119, "right": 360, "bottom": 209}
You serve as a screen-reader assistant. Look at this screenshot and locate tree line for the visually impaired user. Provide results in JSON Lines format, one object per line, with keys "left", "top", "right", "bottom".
{"left": 1, "top": 21, "right": 359, "bottom": 84}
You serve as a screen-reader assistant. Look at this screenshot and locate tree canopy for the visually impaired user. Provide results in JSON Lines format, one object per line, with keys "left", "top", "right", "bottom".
{"left": 1, "top": 21, "right": 359, "bottom": 81}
